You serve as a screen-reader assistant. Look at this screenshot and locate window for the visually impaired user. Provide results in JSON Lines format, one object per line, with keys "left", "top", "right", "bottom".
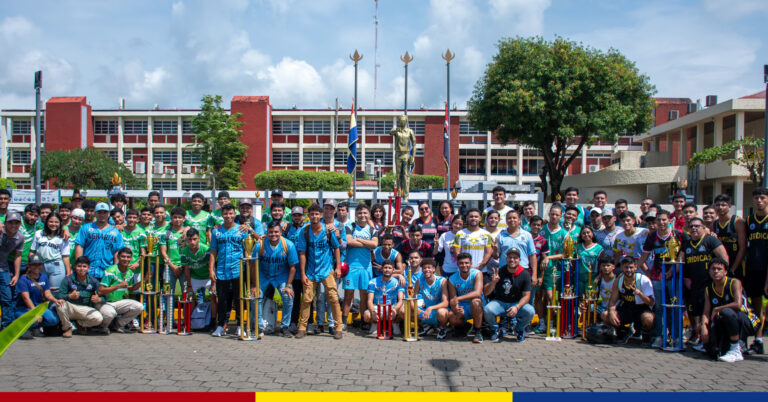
{"left": 152, "top": 181, "right": 177, "bottom": 190}
{"left": 459, "top": 121, "right": 483, "bottom": 136}
{"left": 523, "top": 149, "right": 542, "bottom": 157}
{"left": 409, "top": 120, "right": 425, "bottom": 136}
{"left": 492, "top": 149, "right": 517, "bottom": 157}
{"left": 122, "top": 150, "right": 132, "bottom": 162}
{"left": 273, "top": 151, "right": 299, "bottom": 166}
{"left": 304, "top": 120, "right": 331, "bottom": 134}
{"left": 12, "top": 120, "right": 31, "bottom": 134}
{"left": 459, "top": 149, "right": 485, "bottom": 175}
{"left": 364, "top": 151, "right": 393, "bottom": 166}
{"left": 273, "top": 120, "right": 300, "bottom": 134}
{"left": 182, "top": 120, "right": 193, "bottom": 134}
{"left": 523, "top": 158, "right": 545, "bottom": 176}
{"left": 94, "top": 120, "right": 118, "bottom": 134}
{"left": 303, "top": 151, "right": 331, "bottom": 166}
{"left": 12, "top": 150, "right": 31, "bottom": 164}
{"left": 154, "top": 120, "right": 178, "bottom": 134}
{"left": 14, "top": 180, "right": 32, "bottom": 189}
{"left": 105, "top": 150, "right": 132, "bottom": 163}
{"left": 490, "top": 148, "right": 517, "bottom": 175}
{"left": 182, "top": 181, "right": 207, "bottom": 191}
{"left": 365, "top": 120, "right": 393, "bottom": 136}
{"left": 334, "top": 149, "right": 361, "bottom": 166}
{"left": 153, "top": 151, "right": 177, "bottom": 165}
{"left": 336, "top": 120, "right": 350, "bottom": 134}
{"left": 124, "top": 120, "right": 148, "bottom": 134}
{"left": 182, "top": 150, "right": 202, "bottom": 164}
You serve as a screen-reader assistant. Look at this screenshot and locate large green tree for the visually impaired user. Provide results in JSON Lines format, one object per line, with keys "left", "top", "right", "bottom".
{"left": 33, "top": 147, "right": 143, "bottom": 189}
{"left": 468, "top": 37, "right": 655, "bottom": 200}
{"left": 190, "top": 94, "right": 248, "bottom": 190}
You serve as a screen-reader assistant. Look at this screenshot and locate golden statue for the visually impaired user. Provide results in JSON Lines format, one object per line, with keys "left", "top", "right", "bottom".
{"left": 563, "top": 235, "right": 576, "bottom": 259}
{"left": 390, "top": 115, "right": 416, "bottom": 201}
{"left": 111, "top": 173, "right": 121, "bottom": 186}
{"left": 665, "top": 236, "right": 680, "bottom": 263}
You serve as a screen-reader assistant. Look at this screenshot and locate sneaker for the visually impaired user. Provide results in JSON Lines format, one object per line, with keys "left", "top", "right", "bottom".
{"left": 651, "top": 336, "right": 663, "bottom": 349}
{"left": 32, "top": 328, "right": 43, "bottom": 337}
{"left": 20, "top": 330, "right": 33, "bottom": 340}
{"left": 264, "top": 325, "right": 275, "bottom": 335}
{"left": 466, "top": 326, "right": 476, "bottom": 337}
{"left": 516, "top": 330, "right": 525, "bottom": 343}
{"left": 692, "top": 343, "right": 707, "bottom": 353}
{"left": 618, "top": 328, "right": 633, "bottom": 345}
{"left": 235, "top": 326, "right": 242, "bottom": 337}
{"left": 392, "top": 323, "right": 402, "bottom": 336}
{"left": 317, "top": 324, "right": 326, "bottom": 334}
{"left": 419, "top": 325, "right": 434, "bottom": 337}
{"left": 369, "top": 325, "right": 378, "bottom": 335}
{"left": 329, "top": 326, "right": 337, "bottom": 336}
{"left": 436, "top": 327, "right": 448, "bottom": 340}
{"left": 132, "top": 318, "right": 139, "bottom": 328}
{"left": 718, "top": 347, "right": 744, "bottom": 363}
{"left": 333, "top": 328, "right": 343, "bottom": 340}
{"left": 687, "top": 334, "right": 701, "bottom": 346}
{"left": 360, "top": 322, "right": 371, "bottom": 332}
{"left": 342, "top": 323, "right": 348, "bottom": 333}
{"left": 281, "top": 327, "right": 294, "bottom": 338}
{"left": 211, "top": 326, "right": 226, "bottom": 337}
{"left": 295, "top": 329, "right": 307, "bottom": 339}
{"left": 473, "top": 330, "right": 483, "bottom": 344}
{"left": 490, "top": 328, "right": 502, "bottom": 343}
{"left": 534, "top": 322, "right": 546, "bottom": 334}
{"left": 746, "top": 341, "right": 764, "bottom": 355}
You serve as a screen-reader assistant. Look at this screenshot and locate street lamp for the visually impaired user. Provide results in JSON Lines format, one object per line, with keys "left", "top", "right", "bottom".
{"left": 763, "top": 64, "right": 767, "bottom": 187}
{"left": 376, "top": 159, "right": 382, "bottom": 191}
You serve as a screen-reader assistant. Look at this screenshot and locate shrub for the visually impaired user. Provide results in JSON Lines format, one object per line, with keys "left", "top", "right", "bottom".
{"left": 379, "top": 172, "right": 445, "bottom": 192}
{"left": 254, "top": 170, "right": 351, "bottom": 191}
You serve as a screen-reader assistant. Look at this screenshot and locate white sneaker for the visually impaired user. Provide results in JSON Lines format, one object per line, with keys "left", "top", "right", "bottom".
{"left": 211, "top": 326, "right": 226, "bottom": 337}
{"left": 369, "top": 325, "right": 378, "bottom": 334}
{"left": 392, "top": 323, "right": 401, "bottom": 336}
{"left": 692, "top": 343, "right": 707, "bottom": 353}
{"left": 651, "top": 336, "right": 663, "bottom": 349}
{"left": 132, "top": 319, "right": 139, "bottom": 328}
{"left": 235, "top": 326, "right": 242, "bottom": 337}
{"left": 718, "top": 347, "right": 744, "bottom": 363}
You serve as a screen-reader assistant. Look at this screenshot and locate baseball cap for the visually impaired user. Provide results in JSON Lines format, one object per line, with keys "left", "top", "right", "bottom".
{"left": 71, "top": 208, "right": 85, "bottom": 219}
{"left": 28, "top": 254, "right": 44, "bottom": 265}
{"left": 6, "top": 212, "right": 21, "bottom": 222}
{"left": 239, "top": 198, "right": 253, "bottom": 206}
{"left": 323, "top": 199, "right": 337, "bottom": 208}
{"left": 271, "top": 189, "right": 283, "bottom": 197}
{"left": 645, "top": 210, "right": 657, "bottom": 221}
{"left": 601, "top": 207, "right": 615, "bottom": 217}
{"left": 95, "top": 202, "right": 110, "bottom": 212}
{"left": 292, "top": 206, "right": 304, "bottom": 215}
{"left": 589, "top": 207, "right": 602, "bottom": 216}
{"left": 506, "top": 247, "right": 522, "bottom": 256}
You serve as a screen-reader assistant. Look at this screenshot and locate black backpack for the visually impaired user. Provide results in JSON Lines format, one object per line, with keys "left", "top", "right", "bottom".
{"left": 585, "top": 323, "right": 616, "bottom": 344}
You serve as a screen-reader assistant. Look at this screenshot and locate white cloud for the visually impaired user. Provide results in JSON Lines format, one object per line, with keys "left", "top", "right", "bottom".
{"left": 0, "top": 16, "right": 35, "bottom": 40}
{"left": 702, "top": 0, "right": 768, "bottom": 20}
{"left": 489, "top": 0, "right": 551, "bottom": 36}
{"left": 263, "top": 58, "right": 326, "bottom": 106}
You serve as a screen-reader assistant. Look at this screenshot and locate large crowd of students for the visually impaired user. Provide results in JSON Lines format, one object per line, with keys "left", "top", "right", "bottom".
{"left": 0, "top": 185, "right": 766, "bottom": 364}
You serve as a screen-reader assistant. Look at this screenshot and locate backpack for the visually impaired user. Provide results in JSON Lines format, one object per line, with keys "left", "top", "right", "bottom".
{"left": 585, "top": 323, "right": 616, "bottom": 344}
{"left": 260, "top": 236, "right": 288, "bottom": 257}
{"left": 190, "top": 301, "right": 212, "bottom": 331}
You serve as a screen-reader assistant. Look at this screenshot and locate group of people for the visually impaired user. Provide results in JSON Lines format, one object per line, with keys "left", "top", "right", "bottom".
{"left": 0, "top": 185, "right": 766, "bottom": 363}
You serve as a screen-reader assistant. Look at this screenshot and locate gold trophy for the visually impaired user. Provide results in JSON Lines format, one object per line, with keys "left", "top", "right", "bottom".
{"left": 239, "top": 234, "right": 259, "bottom": 340}
{"left": 664, "top": 236, "right": 680, "bottom": 263}
{"left": 581, "top": 265, "right": 599, "bottom": 340}
{"left": 403, "top": 269, "right": 419, "bottom": 342}
{"left": 563, "top": 235, "right": 576, "bottom": 259}
{"left": 140, "top": 234, "right": 160, "bottom": 334}
{"left": 545, "top": 269, "right": 562, "bottom": 341}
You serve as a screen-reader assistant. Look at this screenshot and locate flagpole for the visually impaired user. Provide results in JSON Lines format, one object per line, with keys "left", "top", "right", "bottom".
{"left": 350, "top": 50, "right": 363, "bottom": 200}
{"left": 400, "top": 52, "right": 413, "bottom": 116}
{"left": 442, "top": 49, "right": 455, "bottom": 198}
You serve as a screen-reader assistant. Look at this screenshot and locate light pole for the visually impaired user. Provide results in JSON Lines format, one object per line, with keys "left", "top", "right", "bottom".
{"left": 376, "top": 159, "right": 382, "bottom": 192}
{"left": 763, "top": 64, "right": 767, "bottom": 188}
{"left": 34, "top": 71, "right": 42, "bottom": 205}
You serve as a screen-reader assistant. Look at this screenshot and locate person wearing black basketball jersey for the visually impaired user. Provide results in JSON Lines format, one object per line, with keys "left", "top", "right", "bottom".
{"left": 713, "top": 194, "right": 747, "bottom": 280}
{"left": 744, "top": 187, "right": 768, "bottom": 355}
{"left": 678, "top": 217, "right": 728, "bottom": 346}
{"left": 607, "top": 256, "right": 655, "bottom": 344}
{"left": 700, "top": 258, "right": 760, "bottom": 362}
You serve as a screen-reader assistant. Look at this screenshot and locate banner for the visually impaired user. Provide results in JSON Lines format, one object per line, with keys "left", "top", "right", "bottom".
{"left": 11, "top": 189, "right": 61, "bottom": 204}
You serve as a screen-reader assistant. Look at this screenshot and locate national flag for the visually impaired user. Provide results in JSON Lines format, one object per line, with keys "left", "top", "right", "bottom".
{"left": 443, "top": 102, "right": 450, "bottom": 171}
{"left": 347, "top": 105, "right": 357, "bottom": 174}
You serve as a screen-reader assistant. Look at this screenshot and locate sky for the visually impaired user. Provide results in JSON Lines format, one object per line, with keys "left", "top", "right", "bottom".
{"left": 0, "top": 0, "right": 766, "bottom": 111}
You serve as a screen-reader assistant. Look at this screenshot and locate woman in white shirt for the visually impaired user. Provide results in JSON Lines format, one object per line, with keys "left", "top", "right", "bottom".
{"left": 436, "top": 215, "right": 464, "bottom": 276}
{"left": 29, "top": 213, "right": 71, "bottom": 291}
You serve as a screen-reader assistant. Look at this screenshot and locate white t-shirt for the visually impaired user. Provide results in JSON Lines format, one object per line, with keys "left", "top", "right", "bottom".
{"left": 612, "top": 228, "right": 648, "bottom": 260}
{"left": 452, "top": 228, "right": 493, "bottom": 272}
{"left": 437, "top": 231, "right": 458, "bottom": 274}
{"left": 483, "top": 205, "right": 513, "bottom": 230}
{"left": 30, "top": 230, "right": 70, "bottom": 262}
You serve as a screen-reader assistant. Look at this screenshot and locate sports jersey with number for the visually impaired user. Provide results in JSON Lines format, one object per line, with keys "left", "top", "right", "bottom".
{"left": 367, "top": 276, "right": 403, "bottom": 305}
{"left": 418, "top": 275, "right": 445, "bottom": 308}
{"left": 163, "top": 228, "right": 185, "bottom": 266}
{"left": 714, "top": 215, "right": 742, "bottom": 275}
{"left": 541, "top": 225, "right": 567, "bottom": 269}
{"left": 449, "top": 268, "right": 481, "bottom": 298}
{"left": 121, "top": 227, "right": 147, "bottom": 267}
{"left": 706, "top": 277, "right": 759, "bottom": 329}
{"left": 185, "top": 210, "right": 211, "bottom": 244}
{"left": 681, "top": 234, "right": 722, "bottom": 290}
{"left": 180, "top": 243, "right": 210, "bottom": 280}
{"left": 253, "top": 238, "right": 299, "bottom": 280}
{"left": 745, "top": 214, "right": 768, "bottom": 272}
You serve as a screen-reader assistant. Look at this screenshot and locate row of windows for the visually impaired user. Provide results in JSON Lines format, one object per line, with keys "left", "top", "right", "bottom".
{"left": 149, "top": 181, "right": 209, "bottom": 191}
{"left": 273, "top": 150, "right": 377, "bottom": 166}
{"left": 274, "top": 119, "right": 427, "bottom": 136}
{"left": 459, "top": 157, "right": 544, "bottom": 176}
{"left": 96, "top": 120, "right": 194, "bottom": 135}
{"left": 12, "top": 150, "right": 30, "bottom": 164}
{"left": 150, "top": 151, "right": 202, "bottom": 165}
{"left": 104, "top": 150, "right": 133, "bottom": 163}
{"left": 459, "top": 121, "right": 483, "bottom": 135}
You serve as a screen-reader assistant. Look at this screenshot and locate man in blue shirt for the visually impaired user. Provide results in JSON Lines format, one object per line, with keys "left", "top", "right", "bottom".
{"left": 496, "top": 209, "right": 537, "bottom": 276}
{"left": 343, "top": 204, "right": 378, "bottom": 330}
{"left": 253, "top": 221, "right": 298, "bottom": 337}
{"left": 363, "top": 259, "right": 404, "bottom": 335}
{"left": 74, "top": 202, "right": 124, "bottom": 280}
{"left": 209, "top": 204, "right": 260, "bottom": 337}
{"left": 295, "top": 203, "right": 342, "bottom": 339}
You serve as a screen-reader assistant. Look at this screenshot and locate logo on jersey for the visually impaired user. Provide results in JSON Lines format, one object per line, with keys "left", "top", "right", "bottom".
{"left": 698, "top": 247, "right": 705, "bottom": 252}
{"left": 712, "top": 298, "right": 719, "bottom": 305}
{"left": 750, "top": 223, "right": 756, "bottom": 230}
{"left": 686, "top": 248, "right": 692, "bottom": 254}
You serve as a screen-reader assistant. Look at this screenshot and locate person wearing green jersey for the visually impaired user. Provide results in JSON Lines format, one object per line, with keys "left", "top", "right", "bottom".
{"left": 181, "top": 228, "right": 212, "bottom": 307}
{"left": 148, "top": 191, "right": 171, "bottom": 224}
{"left": 35, "top": 203, "right": 53, "bottom": 232}
{"left": 540, "top": 204, "right": 566, "bottom": 318}
{"left": 121, "top": 209, "right": 147, "bottom": 272}
{"left": 58, "top": 202, "right": 73, "bottom": 228}
{"left": 575, "top": 225, "right": 603, "bottom": 292}
{"left": 161, "top": 207, "right": 188, "bottom": 295}
{"left": 186, "top": 193, "right": 212, "bottom": 244}
{"left": 261, "top": 189, "right": 291, "bottom": 223}
{"left": 81, "top": 200, "right": 96, "bottom": 224}
{"left": 97, "top": 248, "right": 143, "bottom": 333}
{"left": 18, "top": 204, "right": 39, "bottom": 275}
{"left": 0, "top": 188, "right": 10, "bottom": 225}
{"left": 147, "top": 205, "right": 170, "bottom": 317}
{"left": 563, "top": 206, "right": 583, "bottom": 240}
{"left": 138, "top": 207, "right": 153, "bottom": 233}
{"left": 208, "top": 191, "right": 231, "bottom": 228}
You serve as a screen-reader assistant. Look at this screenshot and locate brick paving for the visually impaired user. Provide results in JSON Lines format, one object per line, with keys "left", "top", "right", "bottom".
{"left": 1, "top": 329, "right": 766, "bottom": 392}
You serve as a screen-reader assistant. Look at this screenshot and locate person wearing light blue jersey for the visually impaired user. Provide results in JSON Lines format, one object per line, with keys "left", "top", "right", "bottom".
{"left": 372, "top": 234, "right": 403, "bottom": 278}
{"left": 414, "top": 258, "right": 449, "bottom": 339}
{"left": 312, "top": 201, "right": 346, "bottom": 334}
{"left": 342, "top": 204, "right": 378, "bottom": 328}
{"left": 496, "top": 209, "right": 537, "bottom": 273}
{"left": 403, "top": 249, "right": 424, "bottom": 285}
{"left": 74, "top": 203, "right": 124, "bottom": 280}
{"left": 447, "top": 253, "right": 485, "bottom": 343}
{"left": 253, "top": 221, "right": 298, "bottom": 337}
{"left": 362, "top": 259, "right": 404, "bottom": 334}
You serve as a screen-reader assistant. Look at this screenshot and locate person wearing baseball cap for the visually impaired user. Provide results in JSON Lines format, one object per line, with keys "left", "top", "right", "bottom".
{"left": 0, "top": 211, "right": 24, "bottom": 330}
{"left": 16, "top": 254, "right": 60, "bottom": 338}
{"left": 73, "top": 202, "right": 125, "bottom": 280}
{"left": 235, "top": 198, "right": 265, "bottom": 237}
{"left": 261, "top": 189, "right": 291, "bottom": 224}
{"left": 483, "top": 247, "right": 534, "bottom": 343}
{"left": 597, "top": 207, "right": 621, "bottom": 260}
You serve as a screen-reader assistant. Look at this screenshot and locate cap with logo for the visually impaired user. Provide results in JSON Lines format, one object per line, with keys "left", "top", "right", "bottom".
{"left": 292, "top": 206, "right": 304, "bottom": 215}
{"left": 95, "top": 202, "right": 110, "bottom": 212}
{"left": 6, "top": 212, "right": 21, "bottom": 222}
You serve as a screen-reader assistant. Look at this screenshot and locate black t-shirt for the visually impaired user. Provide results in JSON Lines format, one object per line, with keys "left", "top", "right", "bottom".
{"left": 714, "top": 215, "right": 740, "bottom": 266}
{"left": 490, "top": 267, "right": 531, "bottom": 304}
{"left": 641, "top": 229, "right": 683, "bottom": 281}
{"left": 681, "top": 234, "right": 722, "bottom": 290}
{"left": 417, "top": 216, "right": 438, "bottom": 249}
{"left": 745, "top": 214, "right": 768, "bottom": 271}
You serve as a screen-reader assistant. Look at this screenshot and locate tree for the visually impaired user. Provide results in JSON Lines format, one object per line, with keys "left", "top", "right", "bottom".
{"left": 190, "top": 95, "right": 248, "bottom": 190}
{"left": 468, "top": 37, "right": 655, "bottom": 201}
{"left": 687, "top": 138, "right": 764, "bottom": 185}
{"left": 33, "top": 147, "right": 143, "bottom": 189}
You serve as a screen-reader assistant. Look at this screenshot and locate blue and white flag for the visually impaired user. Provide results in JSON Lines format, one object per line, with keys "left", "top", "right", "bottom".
{"left": 347, "top": 106, "right": 357, "bottom": 174}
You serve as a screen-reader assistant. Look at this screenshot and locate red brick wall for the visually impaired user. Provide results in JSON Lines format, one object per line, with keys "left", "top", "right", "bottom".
{"left": 424, "top": 115, "right": 459, "bottom": 187}
{"left": 231, "top": 96, "right": 271, "bottom": 190}
{"left": 45, "top": 96, "right": 92, "bottom": 150}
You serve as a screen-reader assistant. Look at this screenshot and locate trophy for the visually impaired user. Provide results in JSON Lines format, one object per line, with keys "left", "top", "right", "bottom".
{"left": 661, "top": 235, "right": 684, "bottom": 351}
{"left": 403, "top": 270, "right": 419, "bottom": 342}
{"left": 563, "top": 235, "right": 576, "bottom": 259}
{"left": 664, "top": 236, "right": 680, "bottom": 263}
{"left": 140, "top": 234, "right": 160, "bottom": 334}
{"left": 545, "top": 269, "right": 562, "bottom": 341}
{"left": 238, "top": 235, "right": 259, "bottom": 341}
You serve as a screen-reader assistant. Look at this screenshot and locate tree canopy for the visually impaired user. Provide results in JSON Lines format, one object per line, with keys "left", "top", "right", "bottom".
{"left": 190, "top": 94, "right": 248, "bottom": 190}
{"left": 468, "top": 37, "right": 655, "bottom": 200}
{"left": 33, "top": 147, "right": 143, "bottom": 190}
{"left": 688, "top": 137, "right": 764, "bottom": 185}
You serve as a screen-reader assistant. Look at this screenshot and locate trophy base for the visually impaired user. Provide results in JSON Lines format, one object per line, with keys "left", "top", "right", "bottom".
{"left": 241, "top": 257, "right": 257, "bottom": 261}
{"left": 403, "top": 337, "right": 419, "bottom": 342}
{"left": 240, "top": 297, "right": 257, "bottom": 301}
{"left": 545, "top": 336, "right": 562, "bottom": 341}
{"left": 377, "top": 336, "right": 392, "bottom": 340}
{"left": 561, "top": 296, "right": 578, "bottom": 301}
{"left": 141, "top": 291, "right": 158, "bottom": 296}
{"left": 239, "top": 336, "right": 259, "bottom": 341}
{"left": 139, "top": 329, "right": 158, "bottom": 334}
{"left": 177, "top": 332, "right": 192, "bottom": 336}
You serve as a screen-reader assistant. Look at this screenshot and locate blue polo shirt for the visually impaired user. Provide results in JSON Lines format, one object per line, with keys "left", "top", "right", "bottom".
{"left": 296, "top": 225, "right": 340, "bottom": 282}
{"left": 497, "top": 228, "right": 536, "bottom": 269}
{"left": 210, "top": 224, "right": 249, "bottom": 280}
{"left": 16, "top": 272, "right": 50, "bottom": 307}
{"left": 74, "top": 222, "right": 125, "bottom": 279}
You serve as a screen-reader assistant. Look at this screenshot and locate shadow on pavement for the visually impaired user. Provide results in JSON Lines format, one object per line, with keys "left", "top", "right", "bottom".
{"left": 428, "top": 358, "right": 461, "bottom": 392}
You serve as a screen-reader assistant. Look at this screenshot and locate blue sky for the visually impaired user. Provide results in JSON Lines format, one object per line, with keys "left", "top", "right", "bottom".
{"left": 0, "top": 0, "right": 765, "bottom": 110}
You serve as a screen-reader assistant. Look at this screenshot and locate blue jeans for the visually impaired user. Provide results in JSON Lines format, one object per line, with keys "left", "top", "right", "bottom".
{"left": 44, "top": 260, "right": 67, "bottom": 290}
{"left": 483, "top": 299, "right": 535, "bottom": 332}
{"left": 316, "top": 281, "right": 335, "bottom": 327}
{"left": 257, "top": 275, "right": 293, "bottom": 329}
{"left": 0, "top": 271, "right": 15, "bottom": 329}
{"left": 14, "top": 305, "right": 60, "bottom": 328}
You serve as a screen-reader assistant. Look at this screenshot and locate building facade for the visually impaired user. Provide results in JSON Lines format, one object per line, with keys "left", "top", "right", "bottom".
{"left": 1, "top": 95, "right": 646, "bottom": 191}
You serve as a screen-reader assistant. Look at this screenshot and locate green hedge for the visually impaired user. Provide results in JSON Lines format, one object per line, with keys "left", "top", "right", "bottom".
{"left": 0, "top": 178, "right": 17, "bottom": 189}
{"left": 254, "top": 170, "right": 351, "bottom": 191}
{"left": 379, "top": 172, "right": 445, "bottom": 191}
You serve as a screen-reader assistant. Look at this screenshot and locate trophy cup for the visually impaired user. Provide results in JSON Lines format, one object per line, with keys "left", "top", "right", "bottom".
{"left": 140, "top": 235, "right": 160, "bottom": 334}
{"left": 661, "top": 235, "right": 684, "bottom": 351}
{"left": 403, "top": 270, "right": 419, "bottom": 342}
{"left": 239, "top": 235, "right": 259, "bottom": 341}
{"left": 559, "top": 235, "right": 579, "bottom": 339}
{"left": 545, "top": 269, "right": 562, "bottom": 341}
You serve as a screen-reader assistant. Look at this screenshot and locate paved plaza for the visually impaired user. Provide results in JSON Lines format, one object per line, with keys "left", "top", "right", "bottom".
{"left": 1, "top": 329, "right": 766, "bottom": 392}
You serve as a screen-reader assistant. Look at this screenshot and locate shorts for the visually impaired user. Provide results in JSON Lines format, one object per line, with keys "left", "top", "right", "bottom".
{"left": 685, "top": 287, "right": 706, "bottom": 317}
{"left": 343, "top": 268, "right": 372, "bottom": 290}
{"left": 420, "top": 308, "right": 440, "bottom": 326}
{"left": 541, "top": 265, "right": 561, "bottom": 291}
{"left": 455, "top": 300, "right": 473, "bottom": 322}
{"left": 191, "top": 278, "right": 212, "bottom": 293}
{"left": 596, "top": 304, "right": 607, "bottom": 316}
{"left": 618, "top": 303, "right": 652, "bottom": 328}
{"left": 743, "top": 270, "right": 767, "bottom": 300}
